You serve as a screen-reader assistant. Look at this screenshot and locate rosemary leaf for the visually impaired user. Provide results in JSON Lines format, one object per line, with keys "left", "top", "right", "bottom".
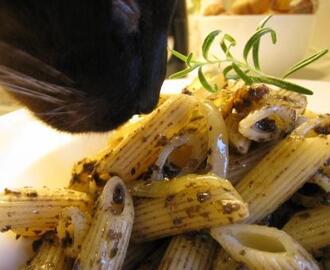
{"left": 171, "top": 49, "right": 189, "bottom": 63}
{"left": 223, "top": 65, "right": 234, "bottom": 78}
{"left": 252, "top": 41, "right": 261, "bottom": 70}
{"left": 198, "top": 67, "right": 217, "bottom": 93}
{"left": 202, "top": 30, "right": 221, "bottom": 61}
{"left": 283, "top": 49, "right": 329, "bottom": 79}
{"left": 251, "top": 76, "right": 313, "bottom": 95}
{"left": 257, "top": 15, "right": 273, "bottom": 30}
{"left": 169, "top": 65, "right": 200, "bottom": 79}
{"left": 243, "top": 27, "right": 277, "bottom": 64}
{"left": 187, "top": 53, "right": 194, "bottom": 67}
{"left": 220, "top": 34, "right": 236, "bottom": 58}
{"left": 232, "top": 63, "right": 254, "bottom": 85}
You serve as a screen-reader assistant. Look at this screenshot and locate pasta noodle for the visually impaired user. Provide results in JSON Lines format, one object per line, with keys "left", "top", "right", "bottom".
{"left": 234, "top": 117, "right": 330, "bottom": 223}
{"left": 22, "top": 233, "right": 72, "bottom": 270}
{"left": 211, "top": 224, "right": 320, "bottom": 270}
{"left": 56, "top": 207, "right": 91, "bottom": 258}
{"left": 70, "top": 94, "right": 199, "bottom": 194}
{"left": 131, "top": 174, "right": 248, "bottom": 242}
{"left": 158, "top": 233, "right": 217, "bottom": 270}
{"left": 75, "top": 176, "right": 134, "bottom": 270}
{"left": 1, "top": 77, "right": 329, "bottom": 269}
{"left": 283, "top": 206, "right": 330, "bottom": 254}
{"left": 0, "top": 187, "right": 91, "bottom": 236}
{"left": 212, "top": 248, "right": 247, "bottom": 270}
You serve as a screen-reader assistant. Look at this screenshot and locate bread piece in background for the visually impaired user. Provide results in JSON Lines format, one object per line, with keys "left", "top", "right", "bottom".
{"left": 289, "top": 0, "right": 319, "bottom": 14}
{"left": 203, "top": 3, "right": 226, "bottom": 15}
{"left": 271, "top": 0, "right": 292, "bottom": 12}
{"left": 230, "top": 0, "right": 271, "bottom": 14}
{"left": 201, "top": 0, "right": 226, "bottom": 16}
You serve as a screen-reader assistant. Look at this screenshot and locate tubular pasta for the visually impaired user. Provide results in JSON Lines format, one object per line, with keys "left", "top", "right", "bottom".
{"left": 158, "top": 233, "right": 217, "bottom": 270}
{"left": 211, "top": 224, "right": 319, "bottom": 270}
{"left": 131, "top": 174, "right": 248, "bottom": 242}
{"left": 234, "top": 123, "right": 330, "bottom": 223}
{"left": 75, "top": 176, "right": 134, "bottom": 270}
{"left": 0, "top": 187, "right": 91, "bottom": 236}
{"left": 283, "top": 206, "right": 330, "bottom": 254}
{"left": 212, "top": 248, "right": 247, "bottom": 270}
{"left": 23, "top": 234, "right": 72, "bottom": 270}
{"left": 70, "top": 94, "right": 198, "bottom": 193}
{"left": 56, "top": 207, "right": 91, "bottom": 258}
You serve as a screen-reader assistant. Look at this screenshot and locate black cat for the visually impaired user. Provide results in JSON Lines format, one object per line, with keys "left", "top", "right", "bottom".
{"left": 0, "top": 0, "right": 177, "bottom": 132}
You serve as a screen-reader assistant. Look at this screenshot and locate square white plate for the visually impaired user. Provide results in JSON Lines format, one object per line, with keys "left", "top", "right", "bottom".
{"left": 0, "top": 79, "right": 329, "bottom": 269}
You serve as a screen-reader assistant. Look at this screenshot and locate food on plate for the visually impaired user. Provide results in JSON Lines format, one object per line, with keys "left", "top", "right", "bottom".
{"left": 0, "top": 17, "right": 329, "bottom": 270}
{"left": 22, "top": 232, "right": 72, "bottom": 270}
{"left": 158, "top": 233, "right": 217, "bottom": 270}
{"left": 283, "top": 206, "right": 330, "bottom": 255}
{"left": 75, "top": 177, "right": 134, "bottom": 270}
{"left": 0, "top": 187, "right": 91, "bottom": 236}
{"left": 211, "top": 224, "right": 320, "bottom": 269}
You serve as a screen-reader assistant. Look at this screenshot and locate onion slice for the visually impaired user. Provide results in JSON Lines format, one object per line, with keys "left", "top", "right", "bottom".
{"left": 200, "top": 100, "right": 229, "bottom": 178}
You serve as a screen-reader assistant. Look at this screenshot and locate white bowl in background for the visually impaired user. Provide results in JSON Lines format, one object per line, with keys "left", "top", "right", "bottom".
{"left": 188, "top": 14, "right": 316, "bottom": 76}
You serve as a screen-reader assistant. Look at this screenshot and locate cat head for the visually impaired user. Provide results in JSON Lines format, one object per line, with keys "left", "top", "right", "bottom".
{"left": 0, "top": 0, "right": 177, "bottom": 132}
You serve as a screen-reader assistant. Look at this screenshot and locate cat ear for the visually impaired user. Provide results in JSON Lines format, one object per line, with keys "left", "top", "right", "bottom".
{"left": 112, "top": 0, "right": 141, "bottom": 33}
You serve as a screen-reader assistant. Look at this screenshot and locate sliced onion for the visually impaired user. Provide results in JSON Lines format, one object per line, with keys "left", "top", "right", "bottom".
{"left": 239, "top": 105, "right": 296, "bottom": 142}
{"left": 225, "top": 113, "right": 251, "bottom": 154}
{"left": 151, "top": 133, "right": 205, "bottom": 180}
{"left": 200, "top": 100, "right": 229, "bottom": 178}
{"left": 293, "top": 114, "right": 330, "bottom": 137}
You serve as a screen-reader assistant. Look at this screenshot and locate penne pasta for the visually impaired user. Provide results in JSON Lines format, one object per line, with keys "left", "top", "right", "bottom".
{"left": 158, "top": 233, "right": 217, "bottom": 270}
{"left": 212, "top": 248, "right": 247, "bottom": 270}
{"left": 70, "top": 94, "right": 198, "bottom": 194}
{"left": 56, "top": 207, "right": 91, "bottom": 258}
{"left": 75, "top": 176, "right": 134, "bottom": 270}
{"left": 150, "top": 105, "right": 209, "bottom": 180}
{"left": 211, "top": 224, "right": 320, "bottom": 270}
{"left": 22, "top": 233, "right": 72, "bottom": 270}
{"left": 131, "top": 174, "right": 248, "bottom": 242}
{"left": 283, "top": 206, "right": 330, "bottom": 254}
{"left": 234, "top": 119, "right": 330, "bottom": 223}
{"left": 0, "top": 187, "right": 91, "bottom": 236}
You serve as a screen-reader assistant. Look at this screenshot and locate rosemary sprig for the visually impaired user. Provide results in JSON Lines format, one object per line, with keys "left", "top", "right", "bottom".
{"left": 169, "top": 16, "right": 328, "bottom": 95}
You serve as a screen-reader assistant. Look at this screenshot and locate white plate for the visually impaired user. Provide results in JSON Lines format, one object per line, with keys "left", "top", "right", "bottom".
{"left": 0, "top": 79, "right": 329, "bottom": 269}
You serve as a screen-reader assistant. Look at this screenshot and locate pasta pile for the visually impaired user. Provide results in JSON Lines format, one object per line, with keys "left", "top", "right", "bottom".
{"left": 0, "top": 80, "right": 330, "bottom": 270}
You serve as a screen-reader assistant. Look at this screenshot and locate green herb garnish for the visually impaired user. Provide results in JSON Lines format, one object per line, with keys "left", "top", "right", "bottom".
{"left": 170, "top": 16, "right": 328, "bottom": 95}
